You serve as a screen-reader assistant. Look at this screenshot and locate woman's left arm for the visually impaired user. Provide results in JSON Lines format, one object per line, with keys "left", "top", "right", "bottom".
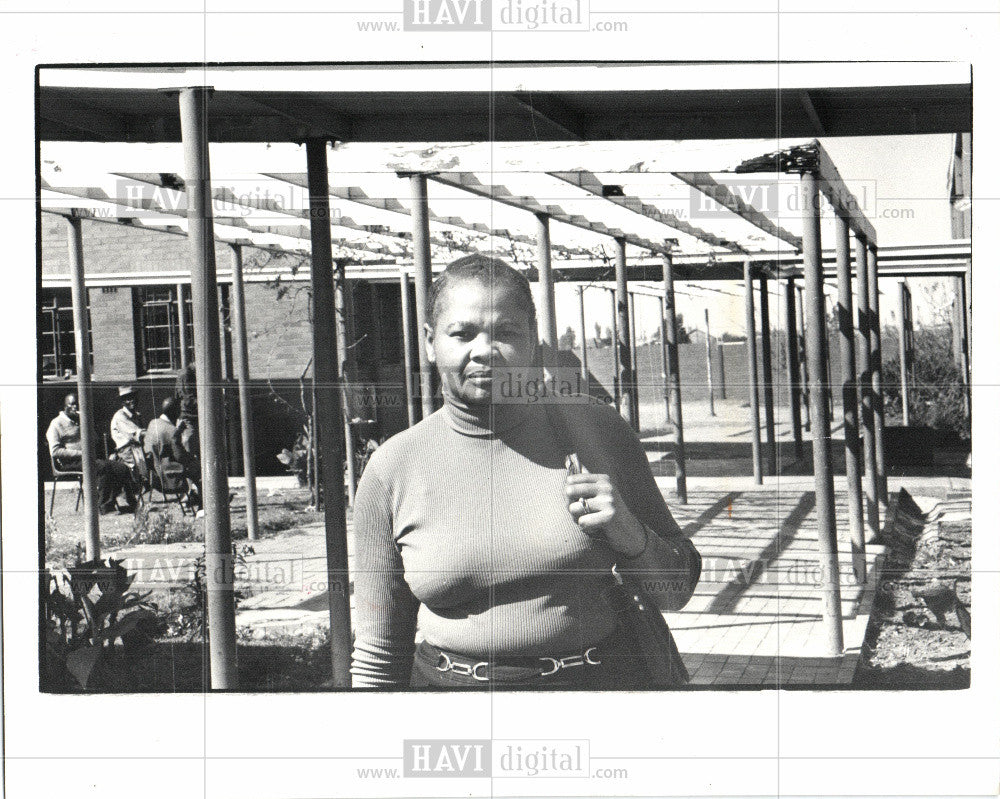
{"left": 563, "top": 404, "right": 701, "bottom": 611}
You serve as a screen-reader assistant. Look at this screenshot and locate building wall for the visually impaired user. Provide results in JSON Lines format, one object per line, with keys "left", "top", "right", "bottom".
{"left": 41, "top": 215, "right": 314, "bottom": 381}
{"left": 87, "top": 286, "right": 137, "bottom": 381}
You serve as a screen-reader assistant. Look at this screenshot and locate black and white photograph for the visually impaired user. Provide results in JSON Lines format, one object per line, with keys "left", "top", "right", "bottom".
{"left": 4, "top": 8, "right": 1000, "bottom": 799}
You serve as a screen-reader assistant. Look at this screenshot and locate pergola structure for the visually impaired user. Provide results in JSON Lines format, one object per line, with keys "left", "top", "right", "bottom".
{"left": 37, "top": 62, "right": 972, "bottom": 688}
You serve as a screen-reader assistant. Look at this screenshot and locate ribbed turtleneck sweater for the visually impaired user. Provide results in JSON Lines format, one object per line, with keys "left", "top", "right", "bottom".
{"left": 350, "top": 397, "right": 691, "bottom": 688}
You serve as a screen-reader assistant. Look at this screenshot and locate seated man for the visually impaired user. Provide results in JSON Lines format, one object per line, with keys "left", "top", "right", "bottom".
{"left": 144, "top": 398, "right": 201, "bottom": 509}
{"left": 46, "top": 393, "right": 137, "bottom": 514}
{"left": 110, "top": 386, "right": 144, "bottom": 451}
{"left": 110, "top": 386, "right": 148, "bottom": 487}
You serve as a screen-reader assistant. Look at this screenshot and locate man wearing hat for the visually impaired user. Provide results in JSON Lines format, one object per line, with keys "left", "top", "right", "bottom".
{"left": 111, "top": 386, "right": 145, "bottom": 450}
{"left": 110, "top": 386, "right": 148, "bottom": 491}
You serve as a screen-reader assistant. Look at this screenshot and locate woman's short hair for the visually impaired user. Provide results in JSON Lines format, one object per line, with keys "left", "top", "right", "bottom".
{"left": 428, "top": 254, "right": 537, "bottom": 332}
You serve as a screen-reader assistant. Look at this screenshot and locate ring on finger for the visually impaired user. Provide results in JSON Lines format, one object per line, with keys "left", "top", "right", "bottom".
{"left": 579, "top": 498, "right": 591, "bottom": 514}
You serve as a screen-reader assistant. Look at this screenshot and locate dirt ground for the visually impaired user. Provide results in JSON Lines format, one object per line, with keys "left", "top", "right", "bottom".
{"left": 855, "top": 491, "right": 972, "bottom": 689}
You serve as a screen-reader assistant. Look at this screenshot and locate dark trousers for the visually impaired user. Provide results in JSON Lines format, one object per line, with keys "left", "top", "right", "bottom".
{"left": 58, "top": 456, "right": 136, "bottom": 511}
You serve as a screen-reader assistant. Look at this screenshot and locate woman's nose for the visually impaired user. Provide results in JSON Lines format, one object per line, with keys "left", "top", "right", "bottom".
{"left": 469, "top": 333, "right": 494, "bottom": 361}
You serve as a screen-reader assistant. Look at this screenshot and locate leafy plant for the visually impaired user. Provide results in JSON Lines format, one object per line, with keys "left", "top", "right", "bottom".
{"left": 881, "top": 325, "right": 970, "bottom": 440}
{"left": 44, "top": 558, "right": 158, "bottom": 690}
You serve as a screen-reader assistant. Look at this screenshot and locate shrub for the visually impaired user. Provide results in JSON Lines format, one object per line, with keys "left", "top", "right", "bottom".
{"left": 881, "top": 326, "right": 969, "bottom": 440}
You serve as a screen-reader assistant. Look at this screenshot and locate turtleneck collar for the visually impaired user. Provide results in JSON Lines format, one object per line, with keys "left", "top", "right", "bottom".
{"left": 442, "top": 394, "right": 532, "bottom": 438}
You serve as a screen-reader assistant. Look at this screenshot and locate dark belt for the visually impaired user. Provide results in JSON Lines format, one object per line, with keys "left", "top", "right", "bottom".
{"left": 418, "top": 640, "right": 607, "bottom": 683}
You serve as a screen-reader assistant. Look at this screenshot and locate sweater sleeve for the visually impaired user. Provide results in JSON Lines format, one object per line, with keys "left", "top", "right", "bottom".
{"left": 584, "top": 404, "right": 701, "bottom": 611}
{"left": 350, "top": 465, "right": 420, "bottom": 688}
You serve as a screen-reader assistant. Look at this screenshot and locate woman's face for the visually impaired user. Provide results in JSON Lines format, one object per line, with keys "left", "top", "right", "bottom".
{"left": 425, "top": 278, "right": 537, "bottom": 406}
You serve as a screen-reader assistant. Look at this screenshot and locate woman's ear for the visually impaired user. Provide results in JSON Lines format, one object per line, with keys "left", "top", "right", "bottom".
{"left": 423, "top": 323, "right": 436, "bottom": 364}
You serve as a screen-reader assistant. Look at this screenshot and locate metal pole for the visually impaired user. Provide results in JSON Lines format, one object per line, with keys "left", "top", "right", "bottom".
{"left": 662, "top": 253, "right": 688, "bottom": 504}
{"left": 825, "top": 293, "right": 835, "bottom": 419}
{"left": 399, "top": 269, "right": 417, "bottom": 427}
{"left": 704, "top": 308, "right": 715, "bottom": 417}
{"left": 659, "top": 296, "right": 671, "bottom": 425}
{"left": 868, "top": 245, "right": 888, "bottom": 505}
{"left": 801, "top": 172, "right": 845, "bottom": 656}
{"left": 615, "top": 238, "right": 637, "bottom": 429}
{"left": 744, "top": 261, "right": 763, "bottom": 485}
{"left": 305, "top": 138, "right": 353, "bottom": 687}
{"left": 577, "top": 285, "right": 589, "bottom": 382}
{"left": 758, "top": 276, "right": 777, "bottom": 475}
{"left": 797, "top": 284, "right": 812, "bottom": 432}
{"left": 179, "top": 87, "right": 238, "bottom": 689}
{"left": 961, "top": 267, "right": 971, "bottom": 421}
{"left": 855, "top": 234, "right": 880, "bottom": 543}
{"left": 898, "top": 282, "right": 911, "bottom": 427}
{"left": 409, "top": 174, "right": 435, "bottom": 419}
{"left": 176, "top": 281, "right": 189, "bottom": 370}
{"left": 229, "top": 245, "right": 259, "bottom": 542}
{"left": 535, "top": 213, "right": 558, "bottom": 364}
{"left": 717, "top": 342, "right": 727, "bottom": 400}
{"left": 610, "top": 288, "right": 621, "bottom": 409}
{"left": 66, "top": 215, "right": 100, "bottom": 559}
{"left": 784, "top": 279, "right": 804, "bottom": 458}
{"left": 835, "top": 216, "right": 866, "bottom": 581}
{"left": 629, "top": 291, "right": 640, "bottom": 431}
{"left": 336, "top": 277, "right": 357, "bottom": 507}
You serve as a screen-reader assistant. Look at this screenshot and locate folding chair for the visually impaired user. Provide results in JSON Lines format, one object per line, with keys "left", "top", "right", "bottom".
{"left": 147, "top": 454, "right": 192, "bottom": 516}
{"left": 49, "top": 453, "right": 83, "bottom": 516}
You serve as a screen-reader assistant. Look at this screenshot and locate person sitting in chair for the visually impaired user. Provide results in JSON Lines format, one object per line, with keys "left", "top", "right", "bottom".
{"left": 110, "top": 386, "right": 148, "bottom": 487}
{"left": 46, "top": 393, "right": 137, "bottom": 514}
{"left": 146, "top": 397, "right": 201, "bottom": 512}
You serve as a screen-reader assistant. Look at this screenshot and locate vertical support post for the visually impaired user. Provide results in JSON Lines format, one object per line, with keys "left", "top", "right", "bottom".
{"left": 399, "top": 269, "right": 417, "bottom": 427}
{"left": 659, "top": 296, "right": 671, "bottom": 425}
{"left": 868, "top": 245, "right": 888, "bottom": 505}
{"left": 577, "top": 285, "right": 588, "bottom": 380}
{"left": 784, "top": 278, "right": 804, "bottom": 458}
{"left": 230, "top": 245, "right": 259, "bottom": 542}
{"left": 615, "top": 238, "right": 638, "bottom": 430}
{"left": 336, "top": 276, "right": 357, "bottom": 508}
{"left": 179, "top": 87, "right": 238, "bottom": 689}
{"left": 758, "top": 276, "right": 777, "bottom": 475}
{"left": 535, "top": 213, "right": 558, "bottom": 363}
{"left": 825, "top": 292, "right": 835, "bottom": 419}
{"left": 176, "top": 281, "right": 189, "bottom": 370}
{"left": 898, "top": 282, "right": 911, "bottom": 427}
{"left": 629, "top": 292, "right": 640, "bottom": 431}
{"left": 835, "top": 216, "right": 866, "bottom": 581}
{"left": 961, "top": 267, "right": 971, "bottom": 420}
{"left": 704, "top": 308, "right": 715, "bottom": 417}
{"left": 662, "top": 253, "right": 687, "bottom": 504}
{"left": 305, "top": 137, "right": 353, "bottom": 687}
{"left": 66, "top": 214, "right": 100, "bottom": 560}
{"left": 409, "top": 174, "right": 435, "bottom": 420}
{"left": 855, "top": 234, "right": 880, "bottom": 543}
{"left": 797, "top": 284, "right": 811, "bottom": 432}
{"left": 717, "top": 342, "right": 726, "bottom": 400}
{"left": 744, "top": 261, "right": 763, "bottom": 485}
{"left": 801, "top": 172, "right": 845, "bottom": 656}
{"left": 610, "top": 288, "right": 620, "bottom": 410}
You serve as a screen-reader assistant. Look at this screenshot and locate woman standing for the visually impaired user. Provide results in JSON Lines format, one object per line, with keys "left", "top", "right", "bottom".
{"left": 350, "top": 255, "right": 699, "bottom": 689}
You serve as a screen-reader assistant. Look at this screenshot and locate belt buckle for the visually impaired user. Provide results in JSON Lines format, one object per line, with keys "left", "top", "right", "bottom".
{"left": 539, "top": 646, "right": 602, "bottom": 676}
{"left": 435, "top": 651, "right": 491, "bottom": 681}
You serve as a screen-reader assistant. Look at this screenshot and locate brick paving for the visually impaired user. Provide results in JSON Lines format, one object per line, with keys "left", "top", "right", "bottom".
{"left": 664, "top": 487, "right": 887, "bottom": 687}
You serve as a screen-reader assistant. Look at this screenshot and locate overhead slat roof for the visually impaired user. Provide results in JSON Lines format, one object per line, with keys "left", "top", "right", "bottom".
{"left": 38, "top": 62, "right": 971, "bottom": 143}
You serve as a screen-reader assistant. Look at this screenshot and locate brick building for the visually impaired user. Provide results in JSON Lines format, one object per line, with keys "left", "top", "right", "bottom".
{"left": 39, "top": 215, "right": 414, "bottom": 479}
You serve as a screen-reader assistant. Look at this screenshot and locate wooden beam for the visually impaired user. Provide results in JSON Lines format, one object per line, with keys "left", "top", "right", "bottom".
{"left": 672, "top": 172, "right": 803, "bottom": 251}
{"left": 430, "top": 172, "right": 670, "bottom": 255}
{"left": 550, "top": 170, "right": 744, "bottom": 252}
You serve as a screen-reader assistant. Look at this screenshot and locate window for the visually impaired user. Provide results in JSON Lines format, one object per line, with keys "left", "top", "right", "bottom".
{"left": 40, "top": 288, "right": 92, "bottom": 379}
{"left": 133, "top": 284, "right": 230, "bottom": 375}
